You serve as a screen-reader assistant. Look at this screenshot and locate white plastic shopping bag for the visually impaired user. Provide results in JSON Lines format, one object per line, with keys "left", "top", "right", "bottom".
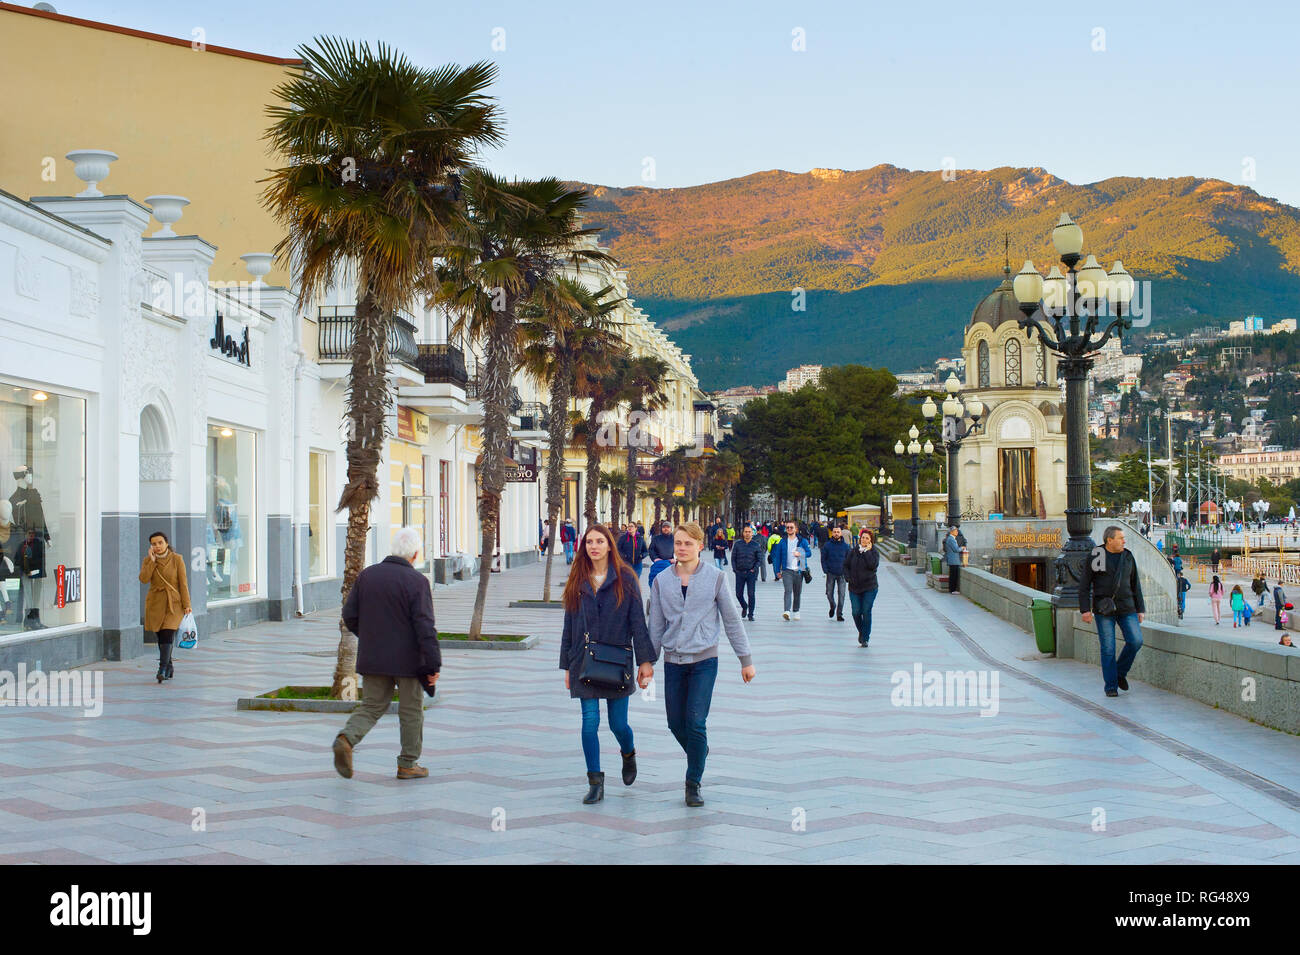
{"left": 178, "top": 612, "right": 198, "bottom": 649}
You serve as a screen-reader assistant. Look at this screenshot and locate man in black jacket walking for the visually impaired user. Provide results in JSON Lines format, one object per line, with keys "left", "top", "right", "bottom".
{"left": 649, "top": 520, "right": 676, "bottom": 562}
{"left": 1079, "top": 525, "right": 1145, "bottom": 698}
{"left": 730, "top": 524, "right": 764, "bottom": 621}
{"left": 821, "top": 525, "right": 850, "bottom": 620}
{"left": 333, "top": 527, "right": 441, "bottom": 779}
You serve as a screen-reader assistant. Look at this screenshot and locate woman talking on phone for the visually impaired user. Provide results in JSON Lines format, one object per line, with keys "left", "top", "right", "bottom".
{"left": 139, "top": 531, "right": 191, "bottom": 683}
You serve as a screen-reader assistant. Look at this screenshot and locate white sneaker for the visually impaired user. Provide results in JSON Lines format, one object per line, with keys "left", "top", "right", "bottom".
{"left": 793, "top": 612, "right": 800, "bottom": 620}
{"left": 782, "top": 611, "right": 790, "bottom": 620}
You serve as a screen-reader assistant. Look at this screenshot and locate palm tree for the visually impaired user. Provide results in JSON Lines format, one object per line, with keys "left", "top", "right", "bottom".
{"left": 604, "top": 468, "right": 627, "bottom": 524}
{"left": 435, "top": 172, "right": 610, "bottom": 639}
{"left": 580, "top": 351, "right": 637, "bottom": 525}
{"left": 262, "top": 37, "right": 502, "bottom": 697}
{"left": 519, "top": 278, "right": 621, "bottom": 602}
{"left": 622, "top": 356, "right": 670, "bottom": 527}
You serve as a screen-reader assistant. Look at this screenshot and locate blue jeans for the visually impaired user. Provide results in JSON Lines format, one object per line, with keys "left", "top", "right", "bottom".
{"left": 663, "top": 657, "right": 718, "bottom": 784}
{"left": 849, "top": 588, "right": 878, "bottom": 643}
{"left": 564, "top": 541, "right": 574, "bottom": 563}
{"left": 734, "top": 569, "right": 756, "bottom": 617}
{"left": 632, "top": 563, "right": 643, "bottom": 578}
{"left": 1233, "top": 608, "right": 1243, "bottom": 626}
{"left": 1094, "top": 612, "right": 1143, "bottom": 693}
{"left": 580, "top": 696, "right": 634, "bottom": 774}
{"left": 714, "top": 556, "right": 725, "bottom": 569}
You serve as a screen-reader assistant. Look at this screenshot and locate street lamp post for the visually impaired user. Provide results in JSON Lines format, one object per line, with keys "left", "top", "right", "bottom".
{"left": 870, "top": 467, "right": 894, "bottom": 536}
{"left": 1012, "top": 212, "right": 1135, "bottom": 601}
{"left": 895, "top": 425, "right": 936, "bottom": 549}
{"left": 922, "top": 378, "right": 984, "bottom": 529}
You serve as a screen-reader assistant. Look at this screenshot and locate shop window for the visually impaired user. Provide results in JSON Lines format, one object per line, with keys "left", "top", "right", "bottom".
{"left": 309, "top": 450, "right": 329, "bottom": 578}
{"left": 206, "top": 424, "right": 257, "bottom": 599}
{"left": 0, "top": 386, "right": 85, "bottom": 636}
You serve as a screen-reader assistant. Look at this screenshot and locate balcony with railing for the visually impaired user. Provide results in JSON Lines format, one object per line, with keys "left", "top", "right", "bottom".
{"left": 317, "top": 306, "right": 419, "bottom": 368}
{"left": 415, "top": 343, "right": 469, "bottom": 387}
{"left": 514, "top": 402, "right": 550, "bottom": 433}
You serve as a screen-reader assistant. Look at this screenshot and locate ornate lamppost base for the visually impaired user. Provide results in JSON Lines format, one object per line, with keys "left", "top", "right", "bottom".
{"left": 1053, "top": 534, "right": 1096, "bottom": 603}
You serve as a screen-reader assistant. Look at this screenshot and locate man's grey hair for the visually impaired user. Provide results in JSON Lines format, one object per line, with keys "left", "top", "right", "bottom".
{"left": 1103, "top": 525, "right": 1124, "bottom": 543}
{"left": 390, "top": 526, "right": 421, "bottom": 561}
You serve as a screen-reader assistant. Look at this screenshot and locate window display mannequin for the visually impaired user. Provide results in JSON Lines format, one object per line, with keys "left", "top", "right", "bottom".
{"left": 0, "top": 499, "right": 16, "bottom": 626}
{"left": 10, "top": 465, "right": 50, "bottom": 630}
{"left": 214, "top": 476, "right": 241, "bottom": 588}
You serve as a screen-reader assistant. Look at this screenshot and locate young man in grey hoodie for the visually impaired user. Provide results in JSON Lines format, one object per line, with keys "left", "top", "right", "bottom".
{"left": 648, "top": 522, "right": 756, "bottom": 807}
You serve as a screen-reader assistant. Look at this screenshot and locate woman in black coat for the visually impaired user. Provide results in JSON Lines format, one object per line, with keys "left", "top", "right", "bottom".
{"left": 560, "top": 523, "right": 655, "bottom": 805}
{"left": 843, "top": 527, "right": 881, "bottom": 647}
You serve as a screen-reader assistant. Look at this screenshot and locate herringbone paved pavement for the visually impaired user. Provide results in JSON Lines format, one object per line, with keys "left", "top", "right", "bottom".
{"left": 2, "top": 553, "right": 1298, "bottom": 864}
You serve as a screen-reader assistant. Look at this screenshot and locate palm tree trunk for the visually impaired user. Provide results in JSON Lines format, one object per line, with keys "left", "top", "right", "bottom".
{"left": 584, "top": 406, "right": 602, "bottom": 527}
{"left": 469, "top": 303, "right": 517, "bottom": 640}
{"left": 541, "top": 361, "right": 570, "bottom": 603}
{"left": 625, "top": 442, "right": 637, "bottom": 526}
{"left": 331, "top": 289, "right": 388, "bottom": 698}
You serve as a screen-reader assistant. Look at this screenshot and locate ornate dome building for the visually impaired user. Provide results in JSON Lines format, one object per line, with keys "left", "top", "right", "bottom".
{"left": 955, "top": 266, "right": 1067, "bottom": 521}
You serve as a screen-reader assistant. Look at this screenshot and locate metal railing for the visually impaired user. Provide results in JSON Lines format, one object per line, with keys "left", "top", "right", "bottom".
{"left": 317, "top": 306, "right": 419, "bottom": 367}
{"left": 514, "top": 402, "right": 549, "bottom": 432}
{"left": 415, "top": 343, "right": 468, "bottom": 387}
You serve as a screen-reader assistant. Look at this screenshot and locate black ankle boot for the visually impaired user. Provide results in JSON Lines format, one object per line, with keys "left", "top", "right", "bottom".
{"left": 685, "top": 781, "right": 704, "bottom": 807}
{"left": 159, "top": 642, "right": 175, "bottom": 680}
{"left": 621, "top": 751, "right": 637, "bottom": 786}
{"left": 582, "top": 771, "right": 605, "bottom": 804}
{"left": 155, "top": 662, "right": 165, "bottom": 683}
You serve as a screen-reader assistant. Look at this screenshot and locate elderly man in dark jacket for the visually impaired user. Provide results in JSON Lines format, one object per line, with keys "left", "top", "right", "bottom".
{"left": 333, "top": 527, "right": 441, "bottom": 780}
{"left": 1079, "top": 525, "right": 1144, "bottom": 699}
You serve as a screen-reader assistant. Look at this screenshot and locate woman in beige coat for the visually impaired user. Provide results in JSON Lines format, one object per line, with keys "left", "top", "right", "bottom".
{"left": 139, "top": 531, "right": 191, "bottom": 683}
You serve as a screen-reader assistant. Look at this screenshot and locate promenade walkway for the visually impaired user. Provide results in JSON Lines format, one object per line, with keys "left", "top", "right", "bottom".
{"left": 2, "top": 552, "right": 1298, "bottom": 864}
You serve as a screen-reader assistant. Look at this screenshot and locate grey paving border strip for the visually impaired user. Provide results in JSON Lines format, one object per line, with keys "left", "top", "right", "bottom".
{"left": 903, "top": 566, "right": 1300, "bottom": 812}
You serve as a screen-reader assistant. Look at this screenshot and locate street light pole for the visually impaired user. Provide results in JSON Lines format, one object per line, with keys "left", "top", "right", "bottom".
{"left": 1013, "top": 212, "right": 1134, "bottom": 602}
{"left": 922, "top": 380, "right": 984, "bottom": 529}
{"left": 895, "top": 425, "right": 936, "bottom": 550}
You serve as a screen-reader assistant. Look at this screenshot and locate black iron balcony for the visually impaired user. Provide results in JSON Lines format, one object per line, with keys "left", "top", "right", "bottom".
{"left": 466, "top": 378, "right": 522, "bottom": 413}
{"left": 415, "top": 343, "right": 469, "bottom": 387}
{"left": 318, "top": 306, "right": 419, "bottom": 367}
{"left": 515, "top": 402, "right": 549, "bottom": 432}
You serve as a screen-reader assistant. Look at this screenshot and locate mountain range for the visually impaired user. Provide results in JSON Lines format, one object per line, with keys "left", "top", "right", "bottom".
{"left": 571, "top": 165, "right": 1300, "bottom": 390}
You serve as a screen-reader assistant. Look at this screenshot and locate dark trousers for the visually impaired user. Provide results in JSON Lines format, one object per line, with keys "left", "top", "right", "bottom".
{"left": 848, "top": 588, "right": 878, "bottom": 643}
{"left": 825, "top": 573, "right": 846, "bottom": 614}
{"left": 663, "top": 657, "right": 718, "bottom": 784}
{"left": 948, "top": 564, "right": 961, "bottom": 592}
{"left": 734, "top": 570, "right": 756, "bottom": 617}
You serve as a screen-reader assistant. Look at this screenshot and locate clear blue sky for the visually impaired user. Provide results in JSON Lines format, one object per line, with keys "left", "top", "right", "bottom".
{"left": 74, "top": 0, "right": 1300, "bottom": 207}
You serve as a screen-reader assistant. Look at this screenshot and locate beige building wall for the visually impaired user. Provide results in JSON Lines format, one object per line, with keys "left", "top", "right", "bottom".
{"left": 0, "top": 4, "right": 299, "bottom": 286}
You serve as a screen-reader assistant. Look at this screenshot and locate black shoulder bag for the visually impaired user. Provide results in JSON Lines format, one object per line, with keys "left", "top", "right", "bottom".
{"left": 1094, "top": 551, "right": 1127, "bottom": 616}
{"left": 576, "top": 598, "right": 633, "bottom": 692}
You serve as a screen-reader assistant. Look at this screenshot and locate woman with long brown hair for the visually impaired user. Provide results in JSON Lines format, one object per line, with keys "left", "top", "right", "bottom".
{"left": 559, "top": 523, "right": 655, "bottom": 805}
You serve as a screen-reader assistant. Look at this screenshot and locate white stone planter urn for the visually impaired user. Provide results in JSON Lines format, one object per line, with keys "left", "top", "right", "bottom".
{"left": 240, "top": 252, "right": 275, "bottom": 285}
{"left": 65, "top": 149, "right": 118, "bottom": 197}
{"left": 144, "top": 195, "right": 190, "bottom": 237}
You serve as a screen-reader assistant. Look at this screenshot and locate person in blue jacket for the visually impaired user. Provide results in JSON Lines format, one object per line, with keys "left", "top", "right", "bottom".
{"left": 820, "top": 524, "right": 850, "bottom": 621}
{"left": 771, "top": 520, "right": 812, "bottom": 620}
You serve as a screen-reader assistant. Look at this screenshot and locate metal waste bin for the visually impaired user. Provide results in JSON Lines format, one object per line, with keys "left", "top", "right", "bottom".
{"left": 1030, "top": 598, "right": 1055, "bottom": 653}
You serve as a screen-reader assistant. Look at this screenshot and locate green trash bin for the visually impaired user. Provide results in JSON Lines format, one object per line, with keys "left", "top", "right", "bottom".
{"left": 930, "top": 554, "right": 942, "bottom": 576}
{"left": 1030, "top": 598, "right": 1055, "bottom": 653}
